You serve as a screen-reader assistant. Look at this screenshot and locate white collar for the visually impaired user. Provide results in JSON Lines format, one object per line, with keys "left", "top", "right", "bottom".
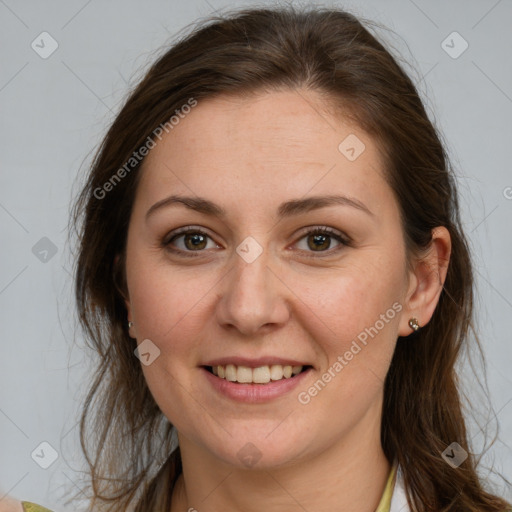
{"left": 389, "top": 465, "right": 410, "bottom": 512}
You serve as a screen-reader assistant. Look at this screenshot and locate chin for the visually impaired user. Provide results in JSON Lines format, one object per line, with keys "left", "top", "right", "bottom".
{"left": 200, "top": 427, "right": 313, "bottom": 470}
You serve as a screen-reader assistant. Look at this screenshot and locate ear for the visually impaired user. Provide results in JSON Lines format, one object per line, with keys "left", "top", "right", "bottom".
{"left": 398, "top": 226, "right": 451, "bottom": 336}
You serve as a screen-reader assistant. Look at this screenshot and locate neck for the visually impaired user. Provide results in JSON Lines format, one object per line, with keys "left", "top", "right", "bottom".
{"left": 171, "top": 402, "right": 390, "bottom": 512}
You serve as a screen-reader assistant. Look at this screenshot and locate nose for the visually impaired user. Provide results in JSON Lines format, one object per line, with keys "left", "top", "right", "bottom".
{"left": 214, "top": 247, "right": 291, "bottom": 337}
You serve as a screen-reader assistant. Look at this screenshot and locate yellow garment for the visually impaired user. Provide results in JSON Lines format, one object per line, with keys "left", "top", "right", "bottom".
{"left": 375, "top": 462, "right": 398, "bottom": 512}
{"left": 21, "top": 502, "right": 53, "bottom": 512}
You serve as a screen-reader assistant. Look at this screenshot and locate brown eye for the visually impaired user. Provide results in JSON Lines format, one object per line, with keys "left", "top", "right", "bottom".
{"left": 307, "top": 232, "right": 331, "bottom": 251}
{"left": 294, "top": 227, "right": 349, "bottom": 255}
{"left": 182, "top": 232, "right": 208, "bottom": 250}
{"left": 164, "top": 228, "right": 218, "bottom": 256}
{"left": 163, "top": 225, "right": 349, "bottom": 258}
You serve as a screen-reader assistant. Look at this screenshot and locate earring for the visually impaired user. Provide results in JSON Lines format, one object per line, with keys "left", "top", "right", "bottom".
{"left": 408, "top": 317, "right": 420, "bottom": 332}
{"left": 128, "top": 321, "right": 134, "bottom": 329}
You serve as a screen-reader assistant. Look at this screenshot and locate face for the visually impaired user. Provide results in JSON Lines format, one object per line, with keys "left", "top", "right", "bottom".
{"left": 124, "top": 88, "right": 414, "bottom": 469}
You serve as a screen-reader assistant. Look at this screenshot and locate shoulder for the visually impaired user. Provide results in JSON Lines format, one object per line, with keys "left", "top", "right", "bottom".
{"left": 19, "top": 503, "right": 54, "bottom": 512}
{"left": 0, "top": 500, "right": 53, "bottom": 512}
{"left": 0, "top": 497, "right": 23, "bottom": 512}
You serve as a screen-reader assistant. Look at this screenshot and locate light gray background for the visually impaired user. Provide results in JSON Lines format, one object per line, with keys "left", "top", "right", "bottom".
{"left": 1, "top": 0, "right": 511, "bottom": 509}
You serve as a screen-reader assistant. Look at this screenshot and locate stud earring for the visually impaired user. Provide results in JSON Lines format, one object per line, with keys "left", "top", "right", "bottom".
{"left": 128, "top": 321, "right": 134, "bottom": 329}
{"left": 408, "top": 317, "right": 420, "bottom": 332}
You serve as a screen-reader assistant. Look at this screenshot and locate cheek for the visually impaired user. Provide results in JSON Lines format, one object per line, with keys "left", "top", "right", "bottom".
{"left": 126, "top": 250, "right": 211, "bottom": 340}
{"left": 127, "top": 243, "right": 405, "bottom": 358}
{"left": 298, "top": 256, "right": 404, "bottom": 352}
{"left": 126, "top": 257, "right": 214, "bottom": 429}
{"left": 293, "top": 262, "right": 403, "bottom": 424}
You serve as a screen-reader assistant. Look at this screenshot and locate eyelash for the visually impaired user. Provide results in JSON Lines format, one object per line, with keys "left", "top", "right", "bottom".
{"left": 162, "top": 225, "right": 351, "bottom": 259}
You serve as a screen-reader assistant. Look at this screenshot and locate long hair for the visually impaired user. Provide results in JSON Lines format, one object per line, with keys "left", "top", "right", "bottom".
{"left": 70, "top": 5, "right": 511, "bottom": 511}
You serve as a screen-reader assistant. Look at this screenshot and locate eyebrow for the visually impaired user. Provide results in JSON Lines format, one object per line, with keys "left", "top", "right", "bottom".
{"left": 145, "top": 194, "right": 374, "bottom": 222}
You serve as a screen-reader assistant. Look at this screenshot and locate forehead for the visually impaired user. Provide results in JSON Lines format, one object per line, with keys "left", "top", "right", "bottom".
{"left": 135, "top": 89, "right": 393, "bottom": 218}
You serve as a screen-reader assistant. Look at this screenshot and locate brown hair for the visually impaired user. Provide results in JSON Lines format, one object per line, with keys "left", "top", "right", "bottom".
{"left": 70, "top": 5, "right": 511, "bottom": 511}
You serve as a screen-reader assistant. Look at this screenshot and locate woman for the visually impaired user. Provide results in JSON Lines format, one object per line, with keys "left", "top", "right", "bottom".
{"left": 6, "top": 5, "right": 510, "bottom": 512}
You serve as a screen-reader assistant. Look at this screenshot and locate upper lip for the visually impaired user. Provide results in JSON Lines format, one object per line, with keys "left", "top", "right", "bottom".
{"left": 202, "top": 356, "right": 311, "bottom": 368}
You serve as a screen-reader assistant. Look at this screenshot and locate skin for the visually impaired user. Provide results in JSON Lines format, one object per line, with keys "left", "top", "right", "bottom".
{"left": 123, "top": 88, "right": 451, "bottom": 512}
{"left": 0, "top": 498, "right": 23, "bottom": 512}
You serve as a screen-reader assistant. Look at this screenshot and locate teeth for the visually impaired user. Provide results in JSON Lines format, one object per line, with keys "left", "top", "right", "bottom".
{"left": 292, "top": 365, "right": 302, "bottom": 375}
{"left": 253, "top": 366, "right": 271, "bottom": 384}
{"left": 225, "top": 364, "right": 237, "bottom": 382}
{"left": 237, "top": 366, "right": 253, "bottom": 383}
{"left": 270, "top": 364, "right": 283, "bottom": 381}
{"left": 210, "top": 364, "right": 304, "bottom": 384}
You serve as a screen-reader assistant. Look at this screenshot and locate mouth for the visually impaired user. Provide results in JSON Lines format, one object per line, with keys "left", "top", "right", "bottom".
{"left": 203, "top": 363, "right": 313, "bottom": 384}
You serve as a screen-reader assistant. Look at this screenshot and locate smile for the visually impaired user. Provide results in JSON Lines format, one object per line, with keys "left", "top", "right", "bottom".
{"left": 206, "top": 364, "right": 310, "bottom": 384}
{"left": 201, "top": 360, "right": 313, "bottom": 403}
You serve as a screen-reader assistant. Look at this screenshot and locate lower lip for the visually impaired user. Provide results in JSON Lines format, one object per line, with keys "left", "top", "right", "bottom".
{"left": 201, "top": 367, "right": 312, "bottom": 403}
